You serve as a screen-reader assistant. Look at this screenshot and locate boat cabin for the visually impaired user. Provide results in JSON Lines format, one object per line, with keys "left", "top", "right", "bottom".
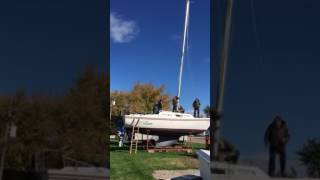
{"left": 158, "top": 111, "right": 194, "bottom": 118}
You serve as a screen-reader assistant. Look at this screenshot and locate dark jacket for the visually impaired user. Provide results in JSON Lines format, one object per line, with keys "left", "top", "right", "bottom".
{"left": 264, "top": 119, "right": 290, "bottom": 147}
{"left": 158, "top": 100, "right": 163, "bottom": 110}
{"left": 172, "top": 97, "right": 178, "bottom": 106}
{"left": 178, "top": 106, "right": 185, "bottom": 113}
{"left": 193, "top": 99, "right": 200, "bottom": 109}
{"left": 153, "top": 103, "right": 158, "bottom": 114}
{"left": 217, "top": 139, "right": 239, "bottom": 164}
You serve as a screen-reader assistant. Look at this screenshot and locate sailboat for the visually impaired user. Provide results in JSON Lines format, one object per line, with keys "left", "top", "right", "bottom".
{"left": 124, "top": 0, "right": 209, "bottom": 146}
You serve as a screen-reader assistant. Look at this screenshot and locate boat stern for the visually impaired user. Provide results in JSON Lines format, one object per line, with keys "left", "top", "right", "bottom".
{"left": 124, "top": 115, "right": 135, "bottom": 128}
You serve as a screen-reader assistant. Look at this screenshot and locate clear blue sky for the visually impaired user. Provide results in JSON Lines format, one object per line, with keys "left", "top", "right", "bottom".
{"left": 110, "top": 0, "right": 210, "bottom": 113}
{"left": 219, "top": 0, "right": 320, "bottom": 158}
{"left": 0, "top": 0, "right": 106, "bottom": 95}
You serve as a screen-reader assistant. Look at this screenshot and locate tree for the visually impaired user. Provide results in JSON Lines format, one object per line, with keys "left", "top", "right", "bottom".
{"left": 129, "top": 83, "right": 170, "bottom": 113}
{"left": 60, "top": 66, "right": 108, "bottom": 165}
{"left": 111, "top": 83, "right": 171, "bottom": 115}
{"left": 0, "top": 65, "right": 109, "bottom": 170}
{"left": 297, "top": 138, "right": 320, "bottom": 178}
{"left": 110, "top": 83, "right": 171, "bottom": 134}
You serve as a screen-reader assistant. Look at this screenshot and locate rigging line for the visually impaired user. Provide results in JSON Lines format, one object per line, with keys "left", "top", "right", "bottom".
{"left": 250, "top": 0, "right": 268, "bottom": 108}
{"left": 185, "top": 13, "right": 196, "bottom": 100}
{"left": 250, "top": 0, "right": 265, "bottom": 80}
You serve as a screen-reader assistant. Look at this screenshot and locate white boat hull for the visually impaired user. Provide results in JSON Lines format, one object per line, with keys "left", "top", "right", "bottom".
{"left": 124, "top": 111, "right": 209, "bottom": 137}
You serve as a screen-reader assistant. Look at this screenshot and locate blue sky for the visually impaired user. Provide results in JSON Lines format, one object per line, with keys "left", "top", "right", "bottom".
{"left": 0, "top": 0, "right": 106, "bottom": 95}
{"left": 110, "top": 0, "right": 210, "bottom": 112}
{"left": 219, "top": 0, "right": 320, "bottom": 159}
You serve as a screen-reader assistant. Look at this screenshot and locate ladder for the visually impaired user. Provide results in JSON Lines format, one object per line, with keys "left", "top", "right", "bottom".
{"left": 129, "top": 118, "right": 140, "bottom": 154}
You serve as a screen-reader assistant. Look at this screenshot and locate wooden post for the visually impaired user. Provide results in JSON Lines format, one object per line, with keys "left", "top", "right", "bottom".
{"left": 146, "top": 130, "right": 150, "bottom": 150}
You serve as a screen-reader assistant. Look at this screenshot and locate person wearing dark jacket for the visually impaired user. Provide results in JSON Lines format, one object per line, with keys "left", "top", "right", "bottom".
{"left": 264, "top": 116, "right": 290, "bottom": 177}
{"left": 172, "top": 96, "right": 179, "bottom": 112}
{"left": 152, "top": 103, "right": 158, "bottom": 114}
{"left": 178, "top": 105, "right": 185, "bottom": 113}
{"left": 217, "top": 139, "right": 239, "bottom": 164}
{"left": 157, "top": 99, "right": 163, "bottom": 111}
{"left": 193, "top": 98, "right": 201, "bottom": 117}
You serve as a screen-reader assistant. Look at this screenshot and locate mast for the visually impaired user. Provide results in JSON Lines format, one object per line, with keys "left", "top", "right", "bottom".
{"left": 177, "top": 0, "right": 190, "bottom": 107}
{"left": 212, "top": 0, "right": 234, "bottom": 161}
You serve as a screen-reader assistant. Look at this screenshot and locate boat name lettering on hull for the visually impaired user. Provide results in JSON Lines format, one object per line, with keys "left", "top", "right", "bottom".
{"left": 141, "top": 121, "right": 152, "bottom": 126}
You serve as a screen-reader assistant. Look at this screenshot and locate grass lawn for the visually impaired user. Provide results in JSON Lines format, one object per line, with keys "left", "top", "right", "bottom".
{"left": 110, "top": 140, "right": 206, "bottom": 180}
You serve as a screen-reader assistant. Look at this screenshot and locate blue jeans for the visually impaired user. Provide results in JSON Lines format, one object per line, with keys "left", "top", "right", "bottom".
{"left": 172, "top": 105, "right": 177, "bottom": 112}
{"left": 194, "top": 108, "right": 199, "bottom": 117}
{"left": 268, "top": 145, "right": 286, "bottom": 177}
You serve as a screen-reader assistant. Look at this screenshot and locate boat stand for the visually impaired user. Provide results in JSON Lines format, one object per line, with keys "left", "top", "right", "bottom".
{"left": 129, "top": 122, "right": 194, "bottom": 154}
{"left": 146, "top": 132, "right": 193, "bottom": 154}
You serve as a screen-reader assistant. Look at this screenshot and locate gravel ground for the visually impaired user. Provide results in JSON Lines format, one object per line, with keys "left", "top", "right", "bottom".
{"left": 153, "top": 169, "right": 200, "bottom": 180}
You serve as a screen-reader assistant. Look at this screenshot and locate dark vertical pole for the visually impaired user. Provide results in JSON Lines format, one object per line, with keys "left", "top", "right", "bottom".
{"left": 0, "top": 124, "right": 10, "bottom": 180}
{"left": 211, "top": 0, "right": 234, "bottom": 176}
{"left": 106, "top": 0, "right": 110, "bottom": 169}
{"left": 214, "top": 0, "right": 234, "bottom": 157}
{"left": 210, "top": 0, "right": 216, "bottom": 170}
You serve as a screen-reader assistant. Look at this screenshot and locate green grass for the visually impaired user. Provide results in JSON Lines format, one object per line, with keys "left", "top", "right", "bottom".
{"left": 110, "top": 140, "right": 206, "bottom": 180}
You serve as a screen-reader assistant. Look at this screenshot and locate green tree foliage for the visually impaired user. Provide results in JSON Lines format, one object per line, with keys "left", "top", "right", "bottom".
{"left": 0, "top": 66, "right": 108, "bottom": 171}
{"left": 58, "top": 66, "right": 107, "bottom": 165}
{"left": 110, "top": 83, "right": 171, "bottom": 134}
{"left": 111, "top": 83, "right": 171, "bottom": 115}
{"left": 297, "top": 138, "right": 320, "bottom": 178}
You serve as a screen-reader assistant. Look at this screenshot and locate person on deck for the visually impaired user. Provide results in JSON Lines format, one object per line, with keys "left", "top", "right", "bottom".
{"left": 157, "top": 99, "right": 163, "bottom": 112}
{"left": 178, "top": 105, "right": 185, "bottom": 113}
{"left": 264, "top": 116, "right": 290, "bottom": 177}
{"left": 152, "top": 103, "right": 158, "bottom": 114}
{"left": 172, "top": 96, "right": 179, "bottom": 112}
{"left": 193, "top": 98, "right": 201, "bottom": 117}
{"left": 217, "top": 139, "right": 239, "bottom": 164}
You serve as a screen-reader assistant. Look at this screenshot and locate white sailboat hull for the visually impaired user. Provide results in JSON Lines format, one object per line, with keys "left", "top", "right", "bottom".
{"left": 124, "top": 111, "right": 209, "bottom": 137}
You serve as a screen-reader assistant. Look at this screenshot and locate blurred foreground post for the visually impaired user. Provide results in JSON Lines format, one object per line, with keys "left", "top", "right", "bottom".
{"left": 211, "top": 0, "right": 234, "bottom": 177}
{"left": 0, "top": 122, "right": 17, "bottom": 180}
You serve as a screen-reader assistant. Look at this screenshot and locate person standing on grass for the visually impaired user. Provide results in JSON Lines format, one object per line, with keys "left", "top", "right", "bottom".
{"left": 192, "top": 98, "right": 201, "bottom": 117}
{"left": 264, "top": 115, "right": 290, "bottom": 177}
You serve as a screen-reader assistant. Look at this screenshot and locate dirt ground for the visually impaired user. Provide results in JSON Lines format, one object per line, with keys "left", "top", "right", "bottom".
{"left": 152, "top": 169, "right": 200, "bottom": 180}
{"left": 189, "top": 136, "right": 206, "bottom": 144}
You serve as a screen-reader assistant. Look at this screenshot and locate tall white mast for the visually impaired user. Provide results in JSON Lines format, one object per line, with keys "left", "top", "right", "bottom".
{"left": 177, "top": 0, "right": 190, "bottom": 106}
